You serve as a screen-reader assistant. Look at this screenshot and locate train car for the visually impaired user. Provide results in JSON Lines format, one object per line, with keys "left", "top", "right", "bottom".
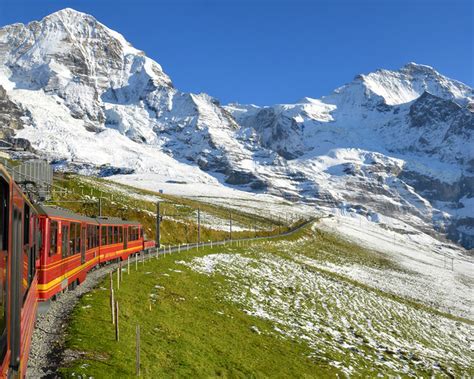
{"left": 0, "top": 165, "right": 40, "bottom": 378}
{"left": 0, "top": 162, "right": 149, "bottom": 377}
{"left": 144, "top": 240, "right": 156, "bottom": 250}
{"left": 36, "top": 206, "right": 100, "bottom": 302}
{"left": 98, "top": 217, "right": 143, "bottom": 264}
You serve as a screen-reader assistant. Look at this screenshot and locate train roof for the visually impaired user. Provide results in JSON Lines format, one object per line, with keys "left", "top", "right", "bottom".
{"left": 96, "top": 216, "right": 141, "bottom": 226}
{"left": 37, "top": 205, "right": 99, "bottom": 224}
{"left": 37, "top": 206, "right": 141, "bottom": 226}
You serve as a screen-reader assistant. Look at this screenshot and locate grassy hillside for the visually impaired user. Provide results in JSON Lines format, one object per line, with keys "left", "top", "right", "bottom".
{"left": 59, "top": 224, "right": 473, "bottom": 378}
{"left": 49, "top": 173, "right": 299, "bottom": 245}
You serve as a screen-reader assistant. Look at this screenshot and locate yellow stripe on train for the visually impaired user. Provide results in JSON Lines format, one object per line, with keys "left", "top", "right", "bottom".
{"left": 37, "top": 246, "right": 141, "bottom": 291}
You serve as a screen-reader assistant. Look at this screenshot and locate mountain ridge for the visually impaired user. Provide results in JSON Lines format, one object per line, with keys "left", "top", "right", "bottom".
{"left": 0, "top": 8, "right": 472, "bottom": 249}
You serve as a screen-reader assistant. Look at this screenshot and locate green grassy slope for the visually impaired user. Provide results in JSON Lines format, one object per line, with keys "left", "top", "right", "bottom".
{"left": 59, "top": 225, "right": 473, "bottom": 378}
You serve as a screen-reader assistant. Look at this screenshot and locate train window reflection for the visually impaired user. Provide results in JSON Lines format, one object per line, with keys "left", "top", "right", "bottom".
{"left": 49, "top": 221, "right": 58, "bottom": 256}
{"left": 62, "top": 225, "right": 69, "bottom": 258}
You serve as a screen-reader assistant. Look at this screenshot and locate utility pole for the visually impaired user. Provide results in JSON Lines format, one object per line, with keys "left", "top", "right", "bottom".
{"left": 98, "top": 197, "right": 102, "bottom": 217}
{"left": 156, "top": 202, "right": 161, "bottom": 248}
{"left": 197, "top": 208, "right": 201, "bottom": 245}
{"left": 229, "top": 212, "right": 233, "bottom": 241}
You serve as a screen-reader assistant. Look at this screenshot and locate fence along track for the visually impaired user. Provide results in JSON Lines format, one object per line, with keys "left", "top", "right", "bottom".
{"left": 26, "top": 218, "right": 314, "bottom": 377}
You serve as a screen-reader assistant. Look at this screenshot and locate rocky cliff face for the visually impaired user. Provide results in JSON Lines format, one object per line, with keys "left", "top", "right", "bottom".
{"left": 0, "top": 8, "right": 472, "bottom": 249}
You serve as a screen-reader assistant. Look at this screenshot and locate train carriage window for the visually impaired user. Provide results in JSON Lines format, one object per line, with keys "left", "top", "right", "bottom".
{"left": 69, "top": 223, "right": 75, "bottom": 256}
{"left": 118, "top": 227, "right": 123, "bottom": 243}
{"left": 86, "top": 226, "right": 89, "bottom": 250}
{"left": 140, "top": 227, "right": 143, "bottom": 238}
{"left": 93, "top": 225, "right": 96, "bottom": 248}
{"left": 95, "top": 226, "right": 98, "bottom": 248}
{"left": 62, "top": 225, "right": 69, "bottom": 258}
{"left": 107, "top": 226, "right": 113, "bottom": 245}
{"left": 49, "top": 221, "right": 58, "bottom": 256}
{"left": 90, "top": 225, "right": 94, "bottom": 249}
{"left": 113, "top": 226, "right": 118, "bottom": 244}
{"left": 90, "top": 226, "right": 94, "bottom": 248}
{"left": 22, "top": 207, "right": 31, "bottom": 296}
{"left": 74, "top": 223, "right": 81, "bottom": 254}
{"left": 89, "top": 225, "right": 93, "bottom": 250}
{"left": 101, "top": 226, "right": 107, "bottom": 246}
{"left": 128, "top": 226, "right": 132, "bottom": 241}
{"left": 23, "top": 204, "right": 30, "bottom": 245}
{"left": 0, "top": 177, "right": 8, "bottom": 360}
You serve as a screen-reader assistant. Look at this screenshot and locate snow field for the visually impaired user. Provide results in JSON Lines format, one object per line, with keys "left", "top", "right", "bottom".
{"left": 181, "top": 249, "right": 472, "bottom": 377}
{"left": 317, "top": 213, "right": 474, "bottom": 319}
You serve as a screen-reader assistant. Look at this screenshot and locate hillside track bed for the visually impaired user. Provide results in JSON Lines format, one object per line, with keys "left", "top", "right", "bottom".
{"left": 26, "top": 220, "right": 313, "bottom": 378}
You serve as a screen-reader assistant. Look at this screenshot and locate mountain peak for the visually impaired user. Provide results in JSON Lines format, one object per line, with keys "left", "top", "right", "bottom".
{"left": 401, "top": 62, "right": 438, "bottom": 75}
{"left": 335, "top": 62, "right": 472, "bottom": 106}
{"left": 46, "top": 7, "right": 88, "bottom": 16}
{"left": 41, "top": 7, "right": 96, "bottom": 24}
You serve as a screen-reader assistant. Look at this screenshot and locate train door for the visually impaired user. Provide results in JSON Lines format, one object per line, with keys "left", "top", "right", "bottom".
{"left": 81, "top": 225, "right": 86, "bottom": 265}
{"left": 60, "top": 222, "right": 69, "bottom": 288}
{"left": 9, "top": 206, "right": 22, "bottom": 372}
{"left": 123, "top": 226, "right": 128, "bottom": 250}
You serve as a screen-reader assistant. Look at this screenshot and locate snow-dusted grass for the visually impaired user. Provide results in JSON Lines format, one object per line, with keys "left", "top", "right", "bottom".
{"left": 183, "top": 252, "right": 472, "bottom": 376}
{"left": 317, "top": 214, "right": 474, "bottom": 319}
{"left": 179, "top": 228, "right": 473, "bottom": 377}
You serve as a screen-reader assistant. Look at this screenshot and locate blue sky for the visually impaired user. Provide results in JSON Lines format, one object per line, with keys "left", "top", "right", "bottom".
{"left": 1, "top": 0, "right": 472, "bottom": 105}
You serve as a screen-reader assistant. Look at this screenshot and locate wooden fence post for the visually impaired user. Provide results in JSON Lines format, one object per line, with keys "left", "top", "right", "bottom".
{"left": 136, "top": 255, "right": 138, "bottom": 270}
{"left": 128, "top": 256, "right": 130, "bottom": 275}
{"left": 110, "top": 273, "right": 115, "bottom": 325}
{"left": 136, "top": 325, "right": 140, "bottom": 376}
{"left": 117, "top": 267, "right": 120, "bottom": 290}
{"left": 115, "top": 301, "right": 119, "bottom": 341}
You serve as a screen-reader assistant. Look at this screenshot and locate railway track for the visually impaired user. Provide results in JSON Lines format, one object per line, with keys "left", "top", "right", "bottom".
{"left": 26, "top": 219, "right": 315, "bottom": 378}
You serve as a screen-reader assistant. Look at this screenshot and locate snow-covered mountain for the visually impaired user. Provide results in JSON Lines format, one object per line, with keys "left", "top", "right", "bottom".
{"left": 0, "top": 8, "right": 472, "bottom": 249}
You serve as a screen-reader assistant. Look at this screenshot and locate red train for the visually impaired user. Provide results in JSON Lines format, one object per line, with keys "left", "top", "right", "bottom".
{"left": 0, "top": 165, "right": 154, "bottom": 377}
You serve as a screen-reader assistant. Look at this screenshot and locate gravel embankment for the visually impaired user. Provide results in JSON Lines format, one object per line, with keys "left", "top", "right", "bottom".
{"left": 26, "top": 261, "right": 122, "bottom": 378}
